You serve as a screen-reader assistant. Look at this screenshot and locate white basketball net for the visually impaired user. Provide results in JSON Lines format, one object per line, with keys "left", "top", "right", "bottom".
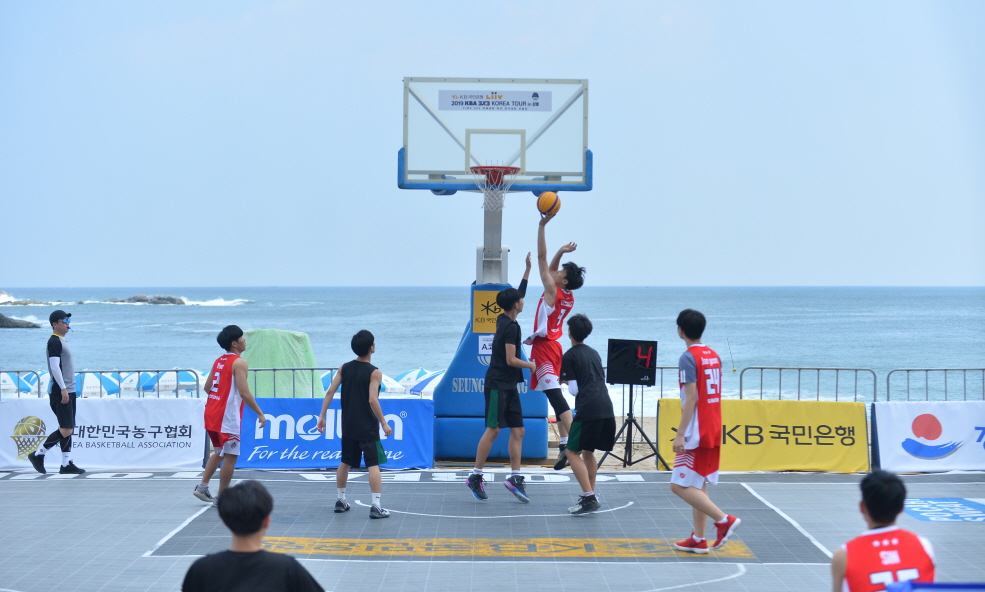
{"left": 471, "top": 166, "right": 519, "bottom": 212}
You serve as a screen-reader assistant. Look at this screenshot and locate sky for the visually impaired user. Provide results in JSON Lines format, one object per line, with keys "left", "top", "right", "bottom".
{"left": 1, "top": 1, "right": 983, "bottom": 287}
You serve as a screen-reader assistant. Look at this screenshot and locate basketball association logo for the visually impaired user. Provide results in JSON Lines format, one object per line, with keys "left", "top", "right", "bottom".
{"left": 10, "top": 416, "right": 46, "bottom": 460}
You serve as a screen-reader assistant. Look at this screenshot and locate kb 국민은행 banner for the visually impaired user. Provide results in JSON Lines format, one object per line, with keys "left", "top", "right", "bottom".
{"left": 873, "top": 401, "right": 985, "bottom": 473}
{"left": 0, "top": 397, "right": 205, "bottom": 470}
{"left": 238, "top": 398, "right": 434, "bottom": 470}
{"left": 657, "top": 399, "right": 869, "bottom": 473}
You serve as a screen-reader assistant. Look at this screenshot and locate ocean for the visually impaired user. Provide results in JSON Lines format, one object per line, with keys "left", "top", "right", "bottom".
{"left": 1, "top": 287, "right": 982, "bottom": 405}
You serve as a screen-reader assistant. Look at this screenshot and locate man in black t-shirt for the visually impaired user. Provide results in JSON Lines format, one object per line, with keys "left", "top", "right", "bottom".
{"left": 182, "top": 480, "right": 323, "bottom": 592}
{"left": 317, "top": 330, "right": 393, "bottom": 519}
{"left": 467, "top": 287, "right": 537, "bottom": 503}
{"left": 559, "top": 314, "right": 616, "bottom": 515}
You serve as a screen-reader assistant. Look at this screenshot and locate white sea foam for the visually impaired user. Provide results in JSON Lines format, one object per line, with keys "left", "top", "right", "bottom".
{"left": 180, "top": 297, "right": 249, "bottom": 306}
{"left": 8, "top": 314, "right": 42, "bottom": 324}
{"left": 0, "top": 291, "right": 17, "bottom": 304}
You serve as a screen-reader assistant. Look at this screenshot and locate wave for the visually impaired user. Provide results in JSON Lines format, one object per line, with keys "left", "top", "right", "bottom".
{"left": 180, "top": 297, "right": 250, "bottom": 306}
{"left": 0, "top": 292, "right": 17, "bottom": 304}
{"left": 8, "top": 314, "right": 42, "bottom": 324}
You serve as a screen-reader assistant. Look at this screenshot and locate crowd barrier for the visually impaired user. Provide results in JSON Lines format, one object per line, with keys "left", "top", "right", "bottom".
{"left": 657, "top": 399, "right": 870, "bottom": 472}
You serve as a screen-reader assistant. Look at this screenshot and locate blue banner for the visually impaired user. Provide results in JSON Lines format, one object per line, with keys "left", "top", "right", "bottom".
{"left": 238, "top": 398, "right": 433, "bottom": 470}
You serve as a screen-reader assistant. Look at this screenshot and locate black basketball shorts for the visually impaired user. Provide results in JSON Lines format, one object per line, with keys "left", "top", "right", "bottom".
{"left": 48, "top": 386, "right": 76, "bottom": 430}
{"left": 340, "top": 437, "right": 387, "bottom": 468}
{"left": 566, "top": 418, "right": 616, "bottom": 453}
{"left": 484, "top": 386, "right": 524, "bottom": 429}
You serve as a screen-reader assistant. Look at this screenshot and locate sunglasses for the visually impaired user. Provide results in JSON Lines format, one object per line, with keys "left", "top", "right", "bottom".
{"left": 60, "top": 319, "right": 71, "bottom": 324}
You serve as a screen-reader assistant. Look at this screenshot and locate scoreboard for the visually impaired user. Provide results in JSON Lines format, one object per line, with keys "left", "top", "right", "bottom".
{"left": 606, "top": 339, "right": 658, "bottom": 386}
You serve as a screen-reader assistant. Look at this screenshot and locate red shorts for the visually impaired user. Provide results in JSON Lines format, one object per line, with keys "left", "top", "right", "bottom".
{"left": 529, "top": 337, "right": 562, "bottom": 391}
{"left": 671, "top": 446, "right": 720, "bottom": 488}
{"left": 207, "top": 430, "right": 241, "bottom": 457}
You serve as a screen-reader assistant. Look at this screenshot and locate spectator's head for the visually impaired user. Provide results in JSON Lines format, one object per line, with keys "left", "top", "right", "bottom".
{"left": 860, "top": 470, "right": 906, "bottom": 526}
{"left": 567, "top": 314, "right": 593, "bottom": 343}
{"left": 676, "top": 309, "right": 706, "bottom": 341}
{"left": 217, "top": 325, "right": 245, "bottom": 352}
{"left": 496, "top": 288, "right": 523, "bottom": 315}
{"left": 351, "top": 329, "right": 375, "bottom": 357}
{"left": 49, "top": 310, "right": 71, "bottom": 334}
{"left": 217, "top": 480, "right": 274, "bottom": 536}
{"left": 557, "top": 261, "right": 586, "bottom": 291}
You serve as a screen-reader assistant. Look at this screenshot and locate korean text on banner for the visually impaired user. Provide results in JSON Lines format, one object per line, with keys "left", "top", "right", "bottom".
{"left": 872, "top": 401, "right": 985, "bottom": 473}
{"left": 0, "top": 397, "right": 205, "bottom": 470}
{"left": 657, "top": 399, "right": 869, "bottom": 473}
{"left": 239, "top": 398, "right": 434, "bottom": 470}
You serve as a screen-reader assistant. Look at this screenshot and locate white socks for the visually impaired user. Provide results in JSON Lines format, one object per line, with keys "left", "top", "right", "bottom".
{"left": 337, "top": 488, "right": 346, "bottom": 501}
{"left": 511, "top": 469, "right": 521, "bottom": 476}
{"left": 61, "top": 452, "right": 70, "bottom": 467}
{"left": 715, "top": 515, "right": 729, "bottom": 524}
{"left": 35, "top": 446, "right": 47, "bottom": 456}
{"left": 372, "top": 493, "right": 381, "bottom": 507}
{"left": 583, "top": 491, "right": 594, "bottom": 497}
{"left": 693, "top": 535, "right": 705, "bottom": 542}
{"left": 472, "top": 468, "right": 482, "bottom": 475}
{"left": 560, "top": 437, "right": 568, "bottom": 445}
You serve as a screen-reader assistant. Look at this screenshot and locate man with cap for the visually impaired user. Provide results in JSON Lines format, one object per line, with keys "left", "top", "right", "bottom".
{"left": 27, "top": 310, "right": 85, "bottom": 474}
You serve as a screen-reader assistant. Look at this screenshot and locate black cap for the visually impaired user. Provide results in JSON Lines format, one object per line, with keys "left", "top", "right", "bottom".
{"left": 49, "top": 310, "right": 71, "bottom": 325}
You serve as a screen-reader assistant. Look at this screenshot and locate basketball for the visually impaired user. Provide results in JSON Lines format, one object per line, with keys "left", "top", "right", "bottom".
{"left": 537, "top": 191, "right": 561, "bottom": 216}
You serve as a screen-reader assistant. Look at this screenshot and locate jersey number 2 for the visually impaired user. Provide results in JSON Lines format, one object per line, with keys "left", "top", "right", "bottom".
{"left": 210, "top": 372, "right": 220, "bottom": 393}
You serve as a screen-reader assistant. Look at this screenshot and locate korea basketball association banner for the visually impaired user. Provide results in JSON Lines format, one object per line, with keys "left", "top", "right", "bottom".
{"left": 657, "top": 399, "right": 869, "bottom": 473}
{"left": 0, "top": 397, "right": 206, "bottom": 470}
{"left": 872, "top": 401, "right": 985, "bottom": 473}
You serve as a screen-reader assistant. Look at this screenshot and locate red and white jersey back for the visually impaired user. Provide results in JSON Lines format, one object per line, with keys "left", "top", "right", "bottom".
{"left": 205, "top": 353, "right": 244, "bottom": 435}
{"left": 843, "top": 526, "right": 935, "bottom": 591}
{"left": 530, "top": 287, "right": 574, "bottom": 341}
{"left": 678, "top": 344, "right": 723, "bottom": 449}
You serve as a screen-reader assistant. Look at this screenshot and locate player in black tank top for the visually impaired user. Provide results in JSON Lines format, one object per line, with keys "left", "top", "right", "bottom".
{"left": 317, "top": 330, "right": 393, "bottom": 519}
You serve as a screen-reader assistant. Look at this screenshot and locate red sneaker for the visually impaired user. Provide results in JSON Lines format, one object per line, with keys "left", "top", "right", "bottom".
{"left": 674, "top": 534, "right": 709, "bottom": 554}
{"left": 712, "top": 515, "right": 741, "bottom": 549}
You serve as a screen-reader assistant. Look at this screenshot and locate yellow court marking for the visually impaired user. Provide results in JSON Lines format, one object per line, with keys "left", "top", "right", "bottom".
{"left": 264, "top": 537, "right": 756, "bottom": 559}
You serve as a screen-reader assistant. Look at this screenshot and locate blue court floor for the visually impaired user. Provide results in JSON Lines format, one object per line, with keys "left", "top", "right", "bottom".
{"left": 0, "top": 468, "right": 982, "bottom": 591}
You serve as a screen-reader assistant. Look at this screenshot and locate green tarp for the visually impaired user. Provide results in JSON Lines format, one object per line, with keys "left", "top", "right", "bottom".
{"left": 241, "top": 329, "right": 320, "bottom": 398}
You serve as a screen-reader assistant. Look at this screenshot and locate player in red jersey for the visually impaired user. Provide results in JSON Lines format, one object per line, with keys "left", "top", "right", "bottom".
{"left": 671, "top": 309, "right": 740, "bottom": 554}
{"left": 193, "top": 325, "right": 266, "bottom": 506}
{"left": 528, "top": 212, "right": 585, "bottom": 470}
{"left": 831, "top": 471, "right": 935, "bottom": 592}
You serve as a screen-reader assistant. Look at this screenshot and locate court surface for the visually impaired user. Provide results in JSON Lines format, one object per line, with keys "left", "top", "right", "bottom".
{"left": 1, "top": 469, "right": 982, "bottom": 591}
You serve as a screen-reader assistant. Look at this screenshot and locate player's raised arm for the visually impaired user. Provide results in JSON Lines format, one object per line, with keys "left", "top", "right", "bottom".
{"left": 550, "top": 242, "right": 577, "bottom": 274}
{"left": 316, "top": 366, "right": 343, "bottom": 433}
{"left": 367, "top": 368, "right": 392, "bottom": 437}
{"left": 233, "top": 358, "right": 265, "bottom": 428}
{"left": 538, "top": 214, "right": 558, "bottom": 306}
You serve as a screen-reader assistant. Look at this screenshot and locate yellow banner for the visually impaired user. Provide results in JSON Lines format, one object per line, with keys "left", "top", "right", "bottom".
{"left": 472, "top": 290, "right": 503, "bottom": 333}
{"left": 657, "top": 399, "right": 869, "bottom": 473}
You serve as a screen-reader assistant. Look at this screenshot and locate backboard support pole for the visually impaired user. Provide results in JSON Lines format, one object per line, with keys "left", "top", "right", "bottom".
{"left": 477, "top": 207, "right": 507, "bottom": 284}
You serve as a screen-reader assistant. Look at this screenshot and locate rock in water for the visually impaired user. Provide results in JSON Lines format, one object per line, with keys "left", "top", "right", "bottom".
{"left": 0, "top": 313, "right": 41, "bottom": 328}
{"left": 103, "top": 295, "right": 185, "bottom": 305}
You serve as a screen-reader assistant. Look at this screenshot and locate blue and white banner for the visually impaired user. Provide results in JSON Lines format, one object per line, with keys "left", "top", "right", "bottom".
{"left": 873, "top": 401, "right": 985, "bottom": 473}
{"left": 238, "top": 398, "right": 434, "bottom": 470}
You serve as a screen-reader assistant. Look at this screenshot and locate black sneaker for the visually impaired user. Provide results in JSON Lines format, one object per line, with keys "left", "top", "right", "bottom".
{"left": 59, "top": 461, "right": 85, "bottom": 475}
{"left": 554, "top": 445, "right": 569, "bottom": 471}
{"left": 504, "top": 475, "right": 530, "bottom": 503}
{"left": 334, "top": 499, "right": 350, "bottom": 513}
{"left": 467, "top": 473, "right": 488, "bottom": 500}
{"left": 27, "top": 451, "right": 46, "bottom": 474}
{"left": 369, "top": 505, "right": 390, "bottom": 519}
{"left": 569, "top": 494, "right": 601, "bottom": 515}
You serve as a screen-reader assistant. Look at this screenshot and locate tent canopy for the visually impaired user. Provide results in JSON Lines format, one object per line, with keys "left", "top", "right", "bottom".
{"left": 240, "top": 329, "right": 320, "bottom": 398}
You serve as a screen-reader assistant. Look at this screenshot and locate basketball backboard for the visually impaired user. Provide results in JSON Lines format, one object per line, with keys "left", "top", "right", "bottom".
{"left": 399, "top": 77, "right": 591, "bottom": 195}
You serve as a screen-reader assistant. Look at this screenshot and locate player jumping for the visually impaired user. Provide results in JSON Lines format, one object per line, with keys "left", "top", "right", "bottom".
{"left": 527, "top": 212, "right": 585, "bottom": 470}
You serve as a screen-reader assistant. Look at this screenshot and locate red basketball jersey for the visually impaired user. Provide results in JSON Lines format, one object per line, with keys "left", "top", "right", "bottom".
{"left": 843, "top": 527, "right": 934, "bottom": 592}
{"left": 530, "top": 287, "right": 574, "bottom": 342}
{"left": 204, "top": 353, "right": 244, "bottom": 435}
{"left": 678, "top": 344, "right": 723, "bottom": 449}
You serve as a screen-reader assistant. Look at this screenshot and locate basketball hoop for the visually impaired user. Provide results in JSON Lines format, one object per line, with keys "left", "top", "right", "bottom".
{"left": 471, "top": 165, "right": 520, "bottom": 212}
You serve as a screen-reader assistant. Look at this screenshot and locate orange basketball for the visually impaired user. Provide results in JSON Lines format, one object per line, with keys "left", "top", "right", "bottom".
{"left": 536, "top": 191, "right": 561, "bottom": 216}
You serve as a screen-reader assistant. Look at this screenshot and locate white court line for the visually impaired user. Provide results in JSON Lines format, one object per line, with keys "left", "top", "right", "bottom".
{"left": 639, "top": 564, "right": 747, "bottom": 591}
{"left": 741, "top": 482, "right": 833, "bottom": 558}
{"left": 142, "top": 505, "right": 212, "bottom": 557}
{"left": 352, "top": 499, "right": 634, "bottom": 518}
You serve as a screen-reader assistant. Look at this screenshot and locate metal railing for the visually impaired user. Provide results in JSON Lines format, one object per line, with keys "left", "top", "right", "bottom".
{"left": 0, "top": 369, "right": 202, "bottom": 398}
{"left": 739, "top": 367, "right": 877, "bottom": 401}
{"left": 886, "top": 369, "right": 985, "bottom": 401}
{"left": 0, "top": 370, "right": 43, "bottom": 398}
{"left": 247, "top": 367, "right": 339, "bottom": 398}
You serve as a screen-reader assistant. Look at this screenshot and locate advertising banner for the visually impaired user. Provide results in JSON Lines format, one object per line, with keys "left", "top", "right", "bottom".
{"left": 657, "top": 399, "right": 869, "bottom": 472}
{"left": 872, "top": 401, "right": 985, "bottom": 473}
{"left": 238, "top": 398, "right": 433, "bottom": 470}
{"left": 1, "top": 397, "right": 205, "bottom": 470}
{"left": 439, "top": 90, "right": 552, "bottom": 112}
